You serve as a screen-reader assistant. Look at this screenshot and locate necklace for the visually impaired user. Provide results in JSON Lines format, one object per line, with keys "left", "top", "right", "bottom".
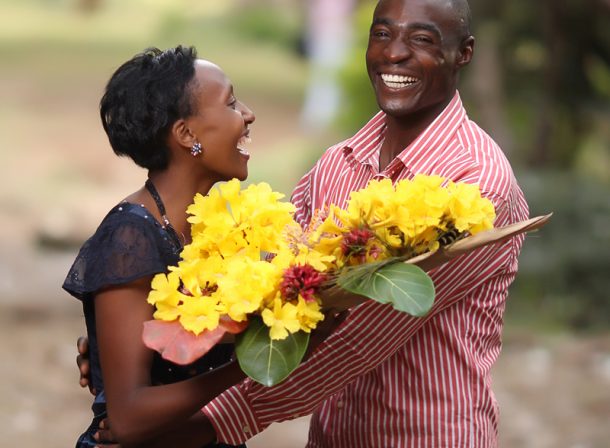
{"left": 144, "top": 178, "right": 185, "bottom": 250}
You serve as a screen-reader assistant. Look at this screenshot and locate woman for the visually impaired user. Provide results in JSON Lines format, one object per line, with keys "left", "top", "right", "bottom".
{"left": 63, "top": 45, "right": 255, "bottom": 448}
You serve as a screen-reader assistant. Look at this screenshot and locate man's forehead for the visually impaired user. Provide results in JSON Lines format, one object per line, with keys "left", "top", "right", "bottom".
{"left": 372, "top": 0, "right": 466, "bottom": 34}
{"left": 373, "top": 0, "right": 461, "bottom": 21}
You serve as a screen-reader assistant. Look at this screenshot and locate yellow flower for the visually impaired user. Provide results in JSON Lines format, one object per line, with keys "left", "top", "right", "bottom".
{"left": 293, "top": 244, "right": 335, "bottom": 272}
{"left": 148, "top": 272, "right": 191, "bottom": 322}
{"left": 296, "top": 297, "right": 324, "bottom": 333}
{"left": 394, "top": 175, "right": 449, "bottom": 238}
{"left": 344, "top": 179, "right": 395, "bottom": 228}
{"left": 178, "top": 294, "right": 223, "bottom": 335}
{"left": 147, "top": 271, "right": 181, "bottom": 307}
{"left": 186, "top": 189, "right": 232, "bottom": 237}
{"left": 448, "top": 182, "right": 496, "bottom": 233}
{"left": 374, "top": 226, "right": 403, "bottom": 250}
{"left": 217, "top": 257, "right": 281, "bottom": 322}
{"left": 261, "top": 297, "right": 301, "bottom": 340}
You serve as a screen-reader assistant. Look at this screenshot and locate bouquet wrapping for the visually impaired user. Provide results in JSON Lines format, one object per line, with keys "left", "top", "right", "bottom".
{"left": 143, "top": 176, "right": 550, "bottom": 386}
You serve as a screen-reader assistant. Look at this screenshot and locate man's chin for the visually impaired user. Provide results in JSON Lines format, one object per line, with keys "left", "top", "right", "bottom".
{"left": 379, "top": 102, "right": 418, "bottom": 119}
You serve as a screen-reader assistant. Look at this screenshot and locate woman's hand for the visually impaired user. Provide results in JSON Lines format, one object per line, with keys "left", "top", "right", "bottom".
{"left": 77, "top": 336, "right": 96, "bottom": 395}
{"left": 93, "top": 418, "right": 120, "bottom": 447}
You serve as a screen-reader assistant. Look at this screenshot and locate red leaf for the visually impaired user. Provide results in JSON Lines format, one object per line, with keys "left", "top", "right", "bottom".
{"left": 142, "top": 320, "right": 226, "bottom": 365}
{"left": 219, "top": 315, "right": 249, "bottom": 334}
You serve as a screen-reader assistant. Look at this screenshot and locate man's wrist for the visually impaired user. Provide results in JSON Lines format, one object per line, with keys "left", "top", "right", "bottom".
{"left": 202, "top": 386, "right": 262, "bottom": 445}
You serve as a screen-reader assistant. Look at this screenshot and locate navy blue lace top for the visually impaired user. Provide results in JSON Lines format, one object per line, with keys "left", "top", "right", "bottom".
{"left": 63, "top": 202, "right": 238, "bottom": 448}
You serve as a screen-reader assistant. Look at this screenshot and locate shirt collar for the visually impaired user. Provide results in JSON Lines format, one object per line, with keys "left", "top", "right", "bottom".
{"left": 342, "top": 92, "right": 467, "bottom": 173}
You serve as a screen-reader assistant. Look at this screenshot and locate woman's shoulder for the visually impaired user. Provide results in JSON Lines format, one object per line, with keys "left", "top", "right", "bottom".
{"left": 88, "top": 201, "right": 170, "bottom": 244}
{"left": 63, "top": 203, "right": 177, "bottom": 300}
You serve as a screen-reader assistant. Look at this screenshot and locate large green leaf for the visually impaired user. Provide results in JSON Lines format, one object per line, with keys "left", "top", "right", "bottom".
{"left": 337, "top": 261, "right": 435, "bottom": 317}
{"left": 235, "top": 316, "right": 309, "bottom": 387}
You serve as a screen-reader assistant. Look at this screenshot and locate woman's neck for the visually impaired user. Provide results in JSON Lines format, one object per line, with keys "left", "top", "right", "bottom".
{"left": 144, "top": 168, "right": 214, "bottom": 242}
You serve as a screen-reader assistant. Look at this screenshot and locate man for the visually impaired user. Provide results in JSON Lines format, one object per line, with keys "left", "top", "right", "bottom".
{"left": 84, "top": 0, "right": 529, "bottom": 446}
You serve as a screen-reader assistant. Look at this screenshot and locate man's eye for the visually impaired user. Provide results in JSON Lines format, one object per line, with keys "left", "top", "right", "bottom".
{"left": 413, "top": 35, "right": 433, "bottom": 43}
{"left": 371, "top": 29, "right": 390, "bottom": 39}
{"left": 229, "top": 98, "right": 237, "bottom": 109}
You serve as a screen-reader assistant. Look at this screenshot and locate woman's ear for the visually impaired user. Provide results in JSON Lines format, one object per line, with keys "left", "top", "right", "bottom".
{"left": 170, "top": 119, "right": 196, "bottom": 150}
{"left": 456, "top": 36, "right": 475, "bottom": 68}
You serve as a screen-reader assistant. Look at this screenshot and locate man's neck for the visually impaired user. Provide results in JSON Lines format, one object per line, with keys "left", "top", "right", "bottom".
{"left": 378, "top": 95, "right": 454, "bottom": 172}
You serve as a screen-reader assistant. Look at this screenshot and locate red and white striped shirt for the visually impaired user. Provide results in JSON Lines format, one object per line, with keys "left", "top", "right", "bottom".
{"left": 203, "top": 92, "right": 529, "bottom": 447}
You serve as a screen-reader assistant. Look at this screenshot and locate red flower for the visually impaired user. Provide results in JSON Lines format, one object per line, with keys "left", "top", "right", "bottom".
{"left": 281, "top": 264, "right": 328, "bottom": 302}
{"left": 341, "top": 228, "right": 376, "bottom": 257}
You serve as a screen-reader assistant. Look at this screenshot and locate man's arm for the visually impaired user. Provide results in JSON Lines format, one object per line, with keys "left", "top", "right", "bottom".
{"left": 204, "top": 197, "right": 523, "bottom": 445}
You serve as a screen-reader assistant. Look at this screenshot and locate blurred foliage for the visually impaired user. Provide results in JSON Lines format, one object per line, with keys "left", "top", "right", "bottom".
{"left": 230, "top": 2, "right": 302, "bottom": 53}
{"left": 336, "top": 1, "right": 379, "bottom": 133}
{"left": 509, "top": 172, "right": 610, "bottom": 332}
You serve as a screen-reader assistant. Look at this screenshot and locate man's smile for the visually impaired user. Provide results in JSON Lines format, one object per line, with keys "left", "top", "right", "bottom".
{"left": 380, "top": 73, "right": 420, "bottom": 89}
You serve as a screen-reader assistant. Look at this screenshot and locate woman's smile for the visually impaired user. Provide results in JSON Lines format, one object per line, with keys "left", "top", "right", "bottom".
{"left": 237, "top": 133, "right": 251, "bottom": 160}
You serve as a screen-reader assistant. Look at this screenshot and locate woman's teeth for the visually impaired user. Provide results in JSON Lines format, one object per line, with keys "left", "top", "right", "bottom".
{"left": 237, "top": 135, "right": 251, "bottom": 156}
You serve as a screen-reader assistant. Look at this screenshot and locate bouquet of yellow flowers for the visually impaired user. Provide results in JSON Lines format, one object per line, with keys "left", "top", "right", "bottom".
{"left": 143, "top": 176, "right": 549, "bottom": 386}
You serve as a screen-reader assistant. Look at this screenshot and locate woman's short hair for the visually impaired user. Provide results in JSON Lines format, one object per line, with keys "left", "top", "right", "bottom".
{"left": 100, "top": 45, "right": 198, "bottom": 170}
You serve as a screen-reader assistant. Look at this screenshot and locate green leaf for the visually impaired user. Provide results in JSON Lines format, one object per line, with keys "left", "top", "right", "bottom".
{"left": 337, "top": 261, "right": 435, "bottom": 317}
{"left": 235, "top": 316, "right": 309, "bottom": 386}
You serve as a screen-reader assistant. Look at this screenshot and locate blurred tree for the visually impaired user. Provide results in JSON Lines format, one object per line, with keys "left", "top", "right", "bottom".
{"left": 77, "top": 0, "right": 102, "bottom": 13}
{"left": 466, "top": 0, "right": 610, "bottom": 168}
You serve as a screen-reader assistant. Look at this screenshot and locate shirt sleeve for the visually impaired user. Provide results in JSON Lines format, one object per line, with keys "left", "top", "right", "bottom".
{"left": 203, "top": 193, "right": 526, "bottom": 445}
{"left": 63, "top": 212, "right": 168, "bottom": 300}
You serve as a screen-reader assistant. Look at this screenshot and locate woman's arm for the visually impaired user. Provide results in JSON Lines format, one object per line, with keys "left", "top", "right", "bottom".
{"left": 95, "top": 276, "right": 245, "bottom": 447}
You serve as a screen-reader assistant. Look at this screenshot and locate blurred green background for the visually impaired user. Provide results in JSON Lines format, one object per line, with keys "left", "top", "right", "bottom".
{"left": 0, "top": 0, "right": 609, "bottom": 447}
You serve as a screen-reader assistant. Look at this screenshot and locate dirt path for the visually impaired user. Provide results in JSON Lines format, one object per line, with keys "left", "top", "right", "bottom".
{"left": 2, "top": 283, "right": 609, "bottom": 448}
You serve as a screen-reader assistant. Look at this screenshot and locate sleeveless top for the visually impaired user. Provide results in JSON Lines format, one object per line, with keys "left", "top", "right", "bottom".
{"left": 63, "top": 202, "right": 242, "bottom": 448}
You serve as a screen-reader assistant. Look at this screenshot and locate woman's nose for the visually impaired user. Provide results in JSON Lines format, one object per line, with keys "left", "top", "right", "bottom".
{"left": 240, "top": 102, "right": 256, "bottom": 124}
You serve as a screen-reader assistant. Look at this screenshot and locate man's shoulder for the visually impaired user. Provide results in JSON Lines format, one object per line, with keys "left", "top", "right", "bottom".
{"left": 308, "top": 138, "right": 353, "bottom": 174}
{"left": 455, "top": 118, "right": 522, "bottom": 204}
{"left": 458, "top": 118, "right": 507, "bottom": 162}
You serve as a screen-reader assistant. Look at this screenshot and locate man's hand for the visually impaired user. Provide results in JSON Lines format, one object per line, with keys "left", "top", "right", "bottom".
{"left": 306, "top": 308, "right": 350, "bottom": 359}
{"left": 319, "top": 286, "right": 367, "bottom": 313}
{"left": 77, "top": 336, "right": 96, "bottom": 395}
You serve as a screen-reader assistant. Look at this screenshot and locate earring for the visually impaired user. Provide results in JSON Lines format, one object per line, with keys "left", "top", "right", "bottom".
{"left": 190, "top": 142, "right": 202, "bottom": 157}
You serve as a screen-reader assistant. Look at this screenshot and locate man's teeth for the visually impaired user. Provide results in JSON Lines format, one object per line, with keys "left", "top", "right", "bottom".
{"left": 381, "top": 74, "right": 418, "bottom": 88}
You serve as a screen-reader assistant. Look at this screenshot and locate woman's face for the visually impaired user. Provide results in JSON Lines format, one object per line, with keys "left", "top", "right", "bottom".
{"left": 186, "top": 60, "right": 255, "bottom": 182}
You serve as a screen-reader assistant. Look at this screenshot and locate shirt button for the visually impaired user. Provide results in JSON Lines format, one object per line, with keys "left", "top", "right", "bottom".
{"left": 243, "top": 425, "right": 251, "bottom": 434}
{"left": 336, "top": 400, "right": 344, "bottom": 409}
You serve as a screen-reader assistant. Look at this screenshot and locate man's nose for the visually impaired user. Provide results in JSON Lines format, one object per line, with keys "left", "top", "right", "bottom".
{"left": 384, "top": 38, "right": 411, "bottom": 63}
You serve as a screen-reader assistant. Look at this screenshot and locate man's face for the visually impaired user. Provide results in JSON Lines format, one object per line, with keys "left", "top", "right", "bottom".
{"left": 366, "top": 0, "right": 472, "bottom": 119}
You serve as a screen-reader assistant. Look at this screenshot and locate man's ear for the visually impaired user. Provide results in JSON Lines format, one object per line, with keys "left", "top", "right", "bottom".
{"left": 456, "top": 36, "right": 475, "bottom": 68}
{"left": 171, "top": 119, "right": 196, "bottom": 150}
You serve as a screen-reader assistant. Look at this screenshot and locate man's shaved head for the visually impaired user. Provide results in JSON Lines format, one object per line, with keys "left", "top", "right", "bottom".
{"left": 375, "top": 0, "right": 472, "bottom": 41}
{"left": 449, "top": 0, "right": 472, "bottom": 39}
